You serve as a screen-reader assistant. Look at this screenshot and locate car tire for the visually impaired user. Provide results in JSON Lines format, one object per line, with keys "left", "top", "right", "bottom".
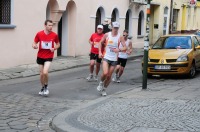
{"left": 188, "top": 62, "right": 196, "bottom": 78}
{"left": 147, "top": 74, "right": 152, "bottom": 78}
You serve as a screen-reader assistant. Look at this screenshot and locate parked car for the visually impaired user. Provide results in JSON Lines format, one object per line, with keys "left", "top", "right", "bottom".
{"left": 142, "top": 34, "right": 200, "bottom": 78}
{"left": 195, "top": 30, "right": 200, "bottom": 36}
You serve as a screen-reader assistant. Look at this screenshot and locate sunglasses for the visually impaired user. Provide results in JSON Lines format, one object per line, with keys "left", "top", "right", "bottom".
{"left": 123, "top": 35, "right": 128, "bottom": 37}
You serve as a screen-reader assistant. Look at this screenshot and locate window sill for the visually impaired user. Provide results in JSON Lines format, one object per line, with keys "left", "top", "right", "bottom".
{"left": 0, "top": 24, "right": 16, "bottom": 29}
{"left": 137, "top": 35, "right": 144, "bottom": 38}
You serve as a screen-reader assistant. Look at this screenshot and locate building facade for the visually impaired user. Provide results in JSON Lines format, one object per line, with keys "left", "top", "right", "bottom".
{"left": 149, "top": 0, "right": 200, "bottom": 44}
{"left": 2, "top": 0, "right": 199, "bottom": 69}
{"left": 0, "top": 0, "right": 146, "bottom": 69}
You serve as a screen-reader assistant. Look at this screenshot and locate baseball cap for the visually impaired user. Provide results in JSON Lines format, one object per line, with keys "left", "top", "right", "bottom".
{"left": 97, "top": 25, "right": 103, "bottom": 29}
{"left": 112, "top": 21, "right": 120, "bottom": 28}
{"left": 104, "top": 18, "right": 109, "bottom": 22}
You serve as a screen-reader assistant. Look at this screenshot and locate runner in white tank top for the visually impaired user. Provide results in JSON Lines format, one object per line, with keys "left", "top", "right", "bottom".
{"left": 113, "top": 30, "right": 133, "bottom": 83}
{"left": 97, "top": 22, "right": 127, "bottom": 96}
{"left": 118, "top": 39, "right": 130, "bottom": 59}
{"left": 103, "top": 32, "right": 121, "bottom": 61}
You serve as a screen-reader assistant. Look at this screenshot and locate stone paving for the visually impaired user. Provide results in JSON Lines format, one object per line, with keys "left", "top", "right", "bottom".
{"left": 0, "top": 93, "right": 86, "bottom": 132}
{"left": 78, "top": 99, "right": 200, "bottom": 132}
{"left": 53, "top": 76, "right": 200, "bottom": 132}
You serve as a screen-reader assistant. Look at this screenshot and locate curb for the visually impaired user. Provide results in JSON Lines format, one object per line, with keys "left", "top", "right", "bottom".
{"left": 52, "top": 97, "right": 109, "bottom": 132}
{"left": 51, "top": 87, "right": 143, "bottom": 132}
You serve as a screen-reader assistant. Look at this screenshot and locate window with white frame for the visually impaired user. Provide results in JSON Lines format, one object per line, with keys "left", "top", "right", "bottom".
{"left": 163, "top": 7, "right": 169, "bottom": 35}
{"left": 0, "top": 0, "right": 11, "bottom": 24}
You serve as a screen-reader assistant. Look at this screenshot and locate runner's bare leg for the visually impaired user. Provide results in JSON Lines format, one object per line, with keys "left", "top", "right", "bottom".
{"left": 96, "top": 62, "right": 101, "bottom": 76}
{"left": 104, "top": 65, "right": 116, "bottom": 88}
{"left": 43, "top": 62, "right": 51, "bottom": 85}
{"left": 90, "top": 60, "right": 95, "bottom": 74}
{"left": 101, "top": 60, "right": 109, "bottom": 82}
{"left": 118, "top": 66, "right": 125, "bottom": 78}
{"left": 39, "top": 65, "right": 45, "bottom": 87}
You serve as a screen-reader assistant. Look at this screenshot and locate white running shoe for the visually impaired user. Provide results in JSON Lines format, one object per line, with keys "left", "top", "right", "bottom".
{"left": 117, "top": 78, "right": 120, "bottom": 83}
{"left": 112, "top": 74, "right": 118, "bottom": 82}
{"left": 39, "top": 88, "right": 44, "bottom": 96}
{"left": 86, "top": 74, "right": 93, "bottom": 81}
{"left": 112, "top": 77, "right": 117, "bottom": 82}
{"left": 43, "top": 88, "right": 49, "bottom": 96}
{"left": 97, "top": 82, "right": 103, "bottom": 92}
{"left": 101, "top": 89, "right": 107, "bottom": 96}
{"left": 93, "top": 76, "right": 98, "bottom": 81}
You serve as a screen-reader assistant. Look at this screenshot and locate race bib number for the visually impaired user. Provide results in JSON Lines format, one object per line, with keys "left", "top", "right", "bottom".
{"left": 41, "top": 41, "right": 52, "bottom": 49}
{"left": 109, "top": 47, "right": 115, "bottom": 53}
{"left": 94, "top": 42, "right": 99, "bottom": 48}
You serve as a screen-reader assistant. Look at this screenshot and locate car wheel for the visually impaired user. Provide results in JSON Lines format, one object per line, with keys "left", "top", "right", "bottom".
{"left": 188, "top": 63, "right": 196, "bottom": 78}
{"left": 147, "top": 74, "right": 152, "bottom": 78}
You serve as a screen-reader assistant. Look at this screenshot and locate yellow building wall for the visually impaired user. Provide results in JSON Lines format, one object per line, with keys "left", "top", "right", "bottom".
{"left": 181, "top": 6, "right": 187, "bottom": 30}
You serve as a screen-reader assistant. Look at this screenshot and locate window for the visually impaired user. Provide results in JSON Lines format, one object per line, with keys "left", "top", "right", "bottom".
{"left": 138, "top": 11, "right": 144, "bottom": 37}
{"left": 152, "top": 36, "right": 192, "bottom": 49}
{"left": 111, "top": 8, "right": 119, "bottom": 22}
{"left": 172, "top": 9, "right": 179, "bottom": 31}
{"left": 193, "top": 37, "right": 199, "bottom": 47}
{"left": 0, "top": 0, "right": 15, "bottom": 28}
{"left": 163, "top": 7, "right": 169, "bottom": 35}
{"left": 125, "top": 11, "right": 129, "bottom": 31}
{"left": 0, "top": 0, "right": 11, "bottom": 24}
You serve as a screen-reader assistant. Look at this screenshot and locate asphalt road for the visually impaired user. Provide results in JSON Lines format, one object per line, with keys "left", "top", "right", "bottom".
{"left": 0, "top": 57, "right": 146, "bottom": 100}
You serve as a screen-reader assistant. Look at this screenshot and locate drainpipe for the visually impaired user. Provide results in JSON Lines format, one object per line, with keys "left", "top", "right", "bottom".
{"left": 169, "top": 0, "right": 174, "bottom": 34}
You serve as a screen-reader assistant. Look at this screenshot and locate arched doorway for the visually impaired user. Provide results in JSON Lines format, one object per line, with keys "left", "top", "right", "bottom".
{"left": 138, "top": 11, "right": 144, "bottom": 36}
{"left": 46, "top": 0, "right": 61, "bottom": 55}
{"left": 111, "top": 8, "right": 119, "bottom": 22}
{"left": 163, "top": 7, "right": 169, "bottom": 35}
{"left": 95, "top": 7, "right": 105, "bottom": 31}
{"left": 46, "top": 0, "right": 59, "bottom": 20}
{"left": 57, "top": 17, "right": 62, "bottom": 56}
{"left": 125, "top": 9, "right": 132, "bottom": 34}
{"left": 46, "top": 2, "right": 51, "bottom": 19}
{"left": 57, "top": 1, "right": 77, "bottom": 56}
{"left": 96, "top": 8, "right": 101, "bottom": 29}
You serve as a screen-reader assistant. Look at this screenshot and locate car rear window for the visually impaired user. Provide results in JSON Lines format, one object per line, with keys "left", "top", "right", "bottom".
{"left": 152, "top": 36, "right": 192, "bottom": 49}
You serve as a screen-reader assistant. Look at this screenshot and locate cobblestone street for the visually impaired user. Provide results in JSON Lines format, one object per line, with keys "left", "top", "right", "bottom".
{"left": 0, "top": 93, "right": 85, "bottom": 132}
{"left": 53, "top": 75, "right": 200, "bottom": 132}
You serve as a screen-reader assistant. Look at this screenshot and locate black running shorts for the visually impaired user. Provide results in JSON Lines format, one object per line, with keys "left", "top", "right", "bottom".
{"left": 90, "top": 53, "right": 102, "bottom": 63}
{"left": 117, "top": 57, "right": 127, "bottom": 67}
{"left": 37, "top": 57, "right": 53, "bottom": 65}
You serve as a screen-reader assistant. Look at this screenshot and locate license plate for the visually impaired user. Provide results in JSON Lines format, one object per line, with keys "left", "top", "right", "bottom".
{"left": 154, "top": 65, "right": 171, "bottom": 70}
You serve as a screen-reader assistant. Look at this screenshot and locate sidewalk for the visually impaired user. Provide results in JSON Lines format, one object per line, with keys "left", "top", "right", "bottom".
{"left": 52, "top": 76, "right": 200, "bottom": 132}
{"left": 0, "top": 48, "right": 144, "bottom": 81}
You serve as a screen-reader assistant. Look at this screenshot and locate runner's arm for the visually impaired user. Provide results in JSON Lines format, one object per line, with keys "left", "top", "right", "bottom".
{"left": 50, "top": 42, "right": 60, "bottom": 52}
{"left": 98, "top": 33, "right": 108, "bottom": 58}
{"left": 89, "top": 39, "right": 93, "bottom": 46}
{"left": 32, "top": 42, "right": 38, "bottom": 49}
{"left": 89, "top": 34, "right": 94, "bottom": 46}
{"left": 119, "top": 36, "right": 127, "bottom": 52}
{"left": 54, "top": 42, "right": 60, "bottom": 50}
{"left": 127, "top": 41, "right": 133, "bottom": 55}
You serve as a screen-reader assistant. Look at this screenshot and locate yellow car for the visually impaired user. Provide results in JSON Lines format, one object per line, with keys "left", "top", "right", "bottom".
{"left": 143, "top": 34, "right": 200, "bottom": 78}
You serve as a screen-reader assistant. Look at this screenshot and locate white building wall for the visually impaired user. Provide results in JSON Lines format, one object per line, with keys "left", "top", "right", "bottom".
{"left": 0, "top": 0, "right": 146, "bottom": 69}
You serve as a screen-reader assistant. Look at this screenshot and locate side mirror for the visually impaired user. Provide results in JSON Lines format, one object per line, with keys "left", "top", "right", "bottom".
{"left": 149, "top": 46, "right": 151, "bottom": 50}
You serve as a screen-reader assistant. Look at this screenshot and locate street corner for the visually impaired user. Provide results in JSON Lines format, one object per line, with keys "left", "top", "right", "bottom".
{"left": 52, "top": 90, "right": 200, "bottom": 132}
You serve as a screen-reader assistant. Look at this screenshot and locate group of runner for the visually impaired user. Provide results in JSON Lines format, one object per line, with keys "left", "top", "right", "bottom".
{"left": 87, "top": 19, "right": 133, "bottom": 96}
{"left": 32, "top": 19, "right": 132, "bottom": 97}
